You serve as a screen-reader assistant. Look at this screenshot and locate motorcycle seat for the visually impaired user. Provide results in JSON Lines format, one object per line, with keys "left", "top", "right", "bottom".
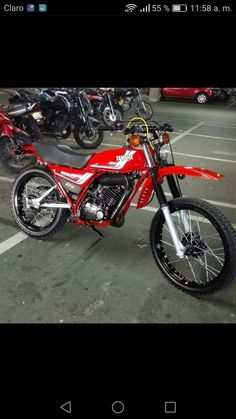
{"left": 4, "top": 102, "right": 29, "bottom": 113}
{"left": 34, "top": 142, "right": 94, "bottom": 169}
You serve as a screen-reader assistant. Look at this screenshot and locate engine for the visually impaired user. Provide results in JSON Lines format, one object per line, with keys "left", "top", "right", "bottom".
{"left": 80, "top": 174, "right": 132, "bottom": 222}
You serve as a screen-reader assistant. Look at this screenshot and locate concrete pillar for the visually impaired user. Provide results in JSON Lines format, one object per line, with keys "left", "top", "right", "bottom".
{"left": 149, "top": 88, "right": 161, "bottom": 102}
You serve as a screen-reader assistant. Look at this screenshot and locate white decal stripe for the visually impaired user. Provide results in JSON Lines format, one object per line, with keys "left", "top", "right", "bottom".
{"left": 90, "top": 150, "right": 136, "bottom": 170}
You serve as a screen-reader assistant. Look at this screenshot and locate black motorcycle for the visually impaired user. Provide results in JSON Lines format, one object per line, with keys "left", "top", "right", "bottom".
{"left": 85, "top": 88, "right": 124, "bottom": 128}
{"left": 5, "top": 89, "right": 42, "bottom": 141}
{"left": 114, "top": 87, "right": 153, "bottom": 119}
{"left": 9, "top": 88, "right": 104, "bottom": 149}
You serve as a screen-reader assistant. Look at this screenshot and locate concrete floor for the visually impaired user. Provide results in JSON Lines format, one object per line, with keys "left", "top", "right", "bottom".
{"left": 1, "top": 89, "right": 236, "bottom": 323}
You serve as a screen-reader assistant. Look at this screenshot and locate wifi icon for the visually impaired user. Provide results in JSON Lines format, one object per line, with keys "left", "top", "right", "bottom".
{"left": 125, "top": 4, "right": 137, "bottom": 12}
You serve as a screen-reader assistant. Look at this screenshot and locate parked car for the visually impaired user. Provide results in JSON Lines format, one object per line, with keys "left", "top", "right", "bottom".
{"left": 161, "top": 88, "right": 216, "bottom": 104}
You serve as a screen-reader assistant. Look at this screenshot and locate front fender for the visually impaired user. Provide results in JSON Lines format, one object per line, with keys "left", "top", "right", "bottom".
{"left": 137, "top": 166, "right": 224, "bottom": 209}
{"left": 158, "top": 166, "right": 224, "bottom": 180}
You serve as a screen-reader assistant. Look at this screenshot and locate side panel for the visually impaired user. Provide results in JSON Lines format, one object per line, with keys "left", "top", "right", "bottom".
{"left": 48, "top": 164, "right": 97, "bottom": 188}
{"left": 136, "top": 175, "right": 153, "bottom": 209}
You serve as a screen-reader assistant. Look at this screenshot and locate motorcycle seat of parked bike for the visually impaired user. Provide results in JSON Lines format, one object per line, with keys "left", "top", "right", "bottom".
{"left": 4, "top": 102, "right": 29, "bottom": 113}
{"left": 34, "top": 142, "right": 94, "bottom": 169}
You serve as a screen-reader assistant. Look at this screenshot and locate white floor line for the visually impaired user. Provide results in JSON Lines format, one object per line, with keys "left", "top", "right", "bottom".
{"left": 130, "top": 203, "right": 236, "bottom": 229}
{"left": 101, "top": 142, "right": 122, "bottom": 147}
{"left": 174, "top": 152, "right": 236, "bottom": 163}
{"left": 170, "top": 121, "right": 205, "bottom": 144}
{"left": 0, "top": 232, "right": 28, "bottom": 255}
{"left": 204, "top": 122, "right": 236, "bottom": 128}
{"left": 0, "top": 176, "right": 14, "bottom": 183}
{"left": 188, "top": 133, "right": 236, "bottom": 142}
{"left": 226, "top": 102, "right": 235, "bottom": 109}
{"left": 164, "top": 192, "right": 236, "bottom": 209}
{"left": 213, "top": 151, "right": 236, "bottom": 157}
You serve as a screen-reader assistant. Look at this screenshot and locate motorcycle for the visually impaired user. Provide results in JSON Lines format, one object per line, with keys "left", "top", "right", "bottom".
{"left": 9, "top": 88, "right": 104, "bottom": 149}
{"left": 0, "top": 106, "right": 37, "bottom": 172}
{"left": 114, "top": 88, "right": 153, "bottom": 119}
{"left": 5, "top": 89, "right": 42, "bottom": 141}
{"left": 9, "top": 118, "right": 236, "bottom": 295}
{"left": 86, "top": 88, "right": 124, "bottom": 127}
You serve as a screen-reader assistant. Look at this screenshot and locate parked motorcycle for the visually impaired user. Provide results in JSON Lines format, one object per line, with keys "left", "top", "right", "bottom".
{"left": 6, "top": 89, "right": 42, "bottom": 141}
{"left": 9, "top": 88, "right": 104, "bottom": 149}
{"left": 9, "top": 117, "right": 236, "bottom": 295}
{"left": 0, "top": 106, "right": 37, "bottom": 172}
{"left": 86, "top": 88, "right": 124, "bottom": 127}
{"left": 114, "top": 88, "right": 153, "bottom": 119}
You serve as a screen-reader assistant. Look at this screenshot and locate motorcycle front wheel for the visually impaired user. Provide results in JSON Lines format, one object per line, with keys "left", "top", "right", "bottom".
{"left": 150, "top": 197, "right": 236, "bottom": 295}
{"left": 136, "top": 101, "right": 153, "bottom": 120}
{"left": 10, "top": 167, "right": 69, "bottom": 238}
{"left": 102, "top": 107, "right": 123, "bottom": 127}
{"left": 74, "top": 122, "right": 104, "bottom": 149}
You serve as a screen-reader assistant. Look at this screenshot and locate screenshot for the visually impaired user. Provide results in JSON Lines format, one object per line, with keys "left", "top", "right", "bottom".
{"left": 0, "top": 1, "right": 235, "bottom": 417}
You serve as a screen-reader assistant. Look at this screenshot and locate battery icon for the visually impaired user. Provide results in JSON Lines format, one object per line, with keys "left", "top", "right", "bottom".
{"left": 172, "top": 4, "right": 187, "bottom": 12}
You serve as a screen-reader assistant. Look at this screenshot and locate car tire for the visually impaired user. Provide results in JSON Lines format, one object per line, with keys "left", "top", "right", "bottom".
{"left": 195, "top": 92, "right": 209, "bottom": 104}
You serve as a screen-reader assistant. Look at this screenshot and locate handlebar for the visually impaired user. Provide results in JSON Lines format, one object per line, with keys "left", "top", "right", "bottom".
{"left": 98, "top": 122, "right": 173, "bottom": 135}
{"left": 124, "top": 123, "right": 173, "bottom": 135}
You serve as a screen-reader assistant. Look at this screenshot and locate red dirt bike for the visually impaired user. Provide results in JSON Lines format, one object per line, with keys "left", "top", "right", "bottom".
{"left": 0, "top": 106, "right": 37, "bottom": 172}
{"left": 10, "top": 120, "right": 236, "bottom": 295}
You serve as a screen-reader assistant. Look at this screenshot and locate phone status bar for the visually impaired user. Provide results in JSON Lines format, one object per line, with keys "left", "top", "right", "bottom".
{"left": 0, "top": 2, "right": 235, "bottom": 16}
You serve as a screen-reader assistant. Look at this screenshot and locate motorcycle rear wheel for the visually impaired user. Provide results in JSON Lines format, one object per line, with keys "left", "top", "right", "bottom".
{"left": 14, "top": 115, "right": 42, "bottom": 142}
{"left": 150, "top": 197, "right": 236, "bottom": 295}
{"left": 136, "top": 102, "right": 153, "bottom": 120}
{"left": 10, "top": 167, "right": 69, "bottom": 238}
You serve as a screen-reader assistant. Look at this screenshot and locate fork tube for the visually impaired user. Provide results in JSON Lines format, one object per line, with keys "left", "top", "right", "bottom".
{"left": 166, "top": 174, "right": 182, "bottom": 198}
{"left": 150, "top": 168, "right": 167, "bottom": 206}
{"left": 107, "top": 92, "right": 115, "bottom": 118}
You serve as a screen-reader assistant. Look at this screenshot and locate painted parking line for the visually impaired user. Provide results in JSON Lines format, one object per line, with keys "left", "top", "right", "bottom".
{"left": 170, "top": 121, "right": 205, "bottom": 145}
{"left": 0, "top": 231, "right": 28, "bottom": 255}
{"left": 204, "top": 122, "right": 236, "bottom": 128}
{"left": 174, "top": 152, "right": 236, "bottom": 164}
{"left": 213, "top": 151, "right": 236, "bottom": 157}
{"left": 0, "top": 176, "right": 14, "bottom": 183}
{"left": 164, "top": 192, "right": 236, "bottom": 209}
{"left": 130, "top": 203, "right": 236, "bottom": 229}
{"left": 226, "top": 101, "right": 235, "bottom": 109}
{"left": 153, "top": 116, "right": 236, "bottom": 127}
{"left": 189, "top": 133, "right": 236, "bottom": 142}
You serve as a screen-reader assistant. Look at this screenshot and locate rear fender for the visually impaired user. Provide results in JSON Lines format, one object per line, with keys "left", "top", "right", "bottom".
{"left": 1, "top": 124, "right": 13, "bottom": 137}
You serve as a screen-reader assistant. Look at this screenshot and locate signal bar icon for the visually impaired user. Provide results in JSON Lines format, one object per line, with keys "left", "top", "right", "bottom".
{"left": 140, "top": 4, "right": 151, "bottom": 12}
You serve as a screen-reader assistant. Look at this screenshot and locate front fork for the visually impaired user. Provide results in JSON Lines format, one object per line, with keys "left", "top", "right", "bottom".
{"left": 151, "top": 169, "right": 188, "bottom": 258}
{"left": 137, "top": 89, "right": 146, "bottom": 111}
{"left": 107, "top": 93, "right": 115, "bottom": 119}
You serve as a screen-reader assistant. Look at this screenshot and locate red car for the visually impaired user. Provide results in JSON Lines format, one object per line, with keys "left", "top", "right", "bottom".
{"left": 161, "top": 88, "right": 215, "bottom": 104}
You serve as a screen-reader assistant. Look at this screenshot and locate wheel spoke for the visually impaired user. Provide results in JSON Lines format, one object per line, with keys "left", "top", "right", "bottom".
{"left": 156, "top": 201, "right": 228, "bottom": 289}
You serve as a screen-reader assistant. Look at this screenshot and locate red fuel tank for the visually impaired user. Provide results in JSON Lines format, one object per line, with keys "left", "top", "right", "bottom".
{"left": 87, "top": 147, "right": 147, "bottom": 173}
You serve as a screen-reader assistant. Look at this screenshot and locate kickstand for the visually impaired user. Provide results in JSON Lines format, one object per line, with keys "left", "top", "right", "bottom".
{"left": 91, "top": 226, "right": 105, "bottom": 237}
